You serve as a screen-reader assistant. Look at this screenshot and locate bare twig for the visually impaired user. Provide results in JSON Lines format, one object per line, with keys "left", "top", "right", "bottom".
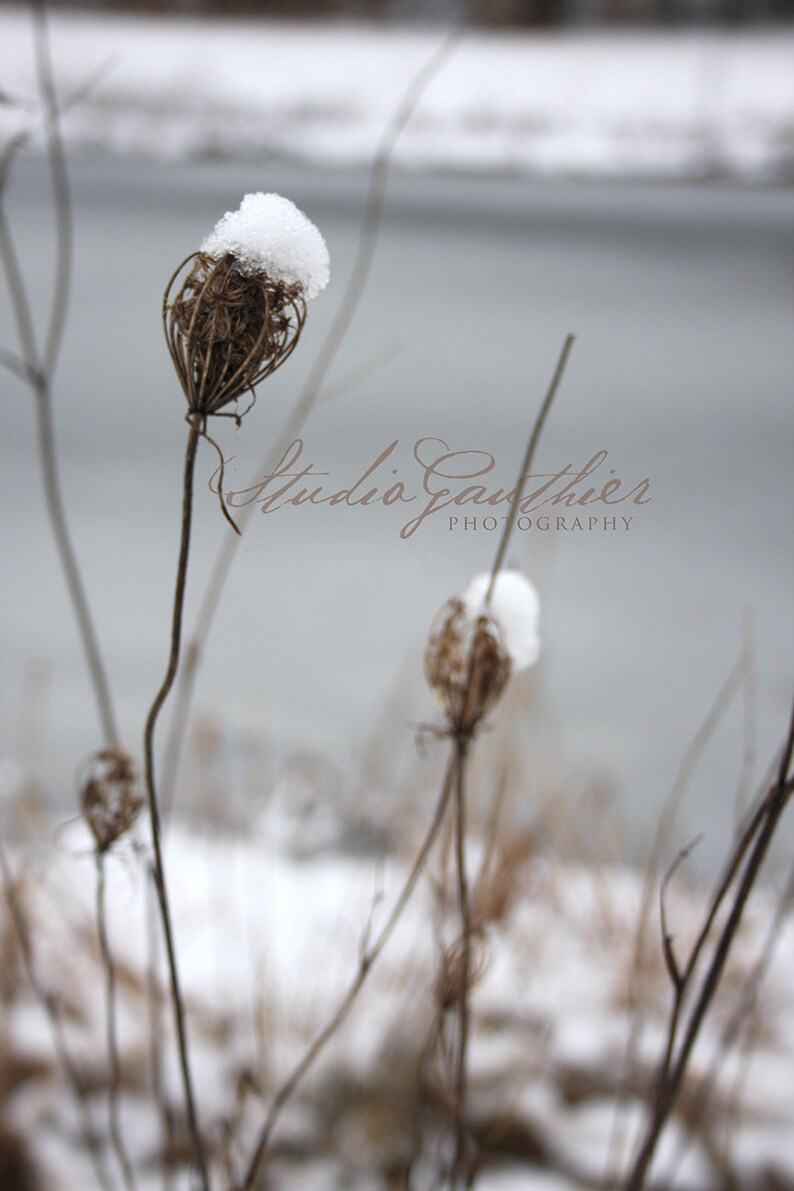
{"left": 604, "top": 655, "right": 744, "bottom": 1184}
{"left": 32, "top": 0, "right": 72, "bottom": 373}
{"left": 486, "top": 333, "right": 575, "bottom": 604}
{"left": 668, "top": 859, "right": 794, "bottom": 1185}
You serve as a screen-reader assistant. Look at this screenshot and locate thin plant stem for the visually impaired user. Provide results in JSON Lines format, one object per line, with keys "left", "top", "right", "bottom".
{"left": 450, "top": 739, "right": 474, "bottom": 1189}
{"left": 239, "top": 749, "right": 459, "bottom": 1191}
{"left": 623, "top": 696, "right": 794, "bottom": 1191}
{"left": 144, "top": 866, "right": 175, "bottom": 1191}
{"left": 486, "top": 333, "right": 575, "bottom": 604}
{"left": 0, "top": 8, "right": 120, "bottom": 749}
{"left": 32, "top": 0, "right": 72, "bottom": 374}
{"left": 603, "top": 655, "right": 743, "bottom": 1185}
{"left": 667, "top": 858, "right": 794, "bottom": 1185}
{"left": 0, "top": 843, "right": 114, "bottom": 1191}
{"left": 32, "top": 372, "right": 121, "bottom": 746}
{"left": 96, "top": 852, "right": 138, "bottom": 1191}
{"left": 159, "top": 31, "right": 460, "bottom": 816}
{"left": 142, "top": 419, "right": 209, "bottom": 1191}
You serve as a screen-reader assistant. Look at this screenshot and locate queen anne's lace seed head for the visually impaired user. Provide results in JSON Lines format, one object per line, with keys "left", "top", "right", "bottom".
{"left": 80, "top": 749, "right": 142, "bottom": 853}
{"left": 163, "top": 193, "right": 328, "bottom": 418}
{"left": 425, "top": 598, "right": 511, "bottom": 739}
{"left": 425, "top": 571, "right": 541, "bottom": 738}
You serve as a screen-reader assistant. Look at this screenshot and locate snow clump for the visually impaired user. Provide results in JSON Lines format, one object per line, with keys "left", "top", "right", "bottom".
{"left": 461, "top": 570, "right": 541, "bottom": 671}
{"left": 201, "top": 192, "right": 329, "bottom": 299}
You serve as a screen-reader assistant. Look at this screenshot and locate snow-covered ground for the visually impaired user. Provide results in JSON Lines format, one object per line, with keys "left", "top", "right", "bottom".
{"left": 1, "top": 5, "right": 794, "bottom": 179}
{"left": 3, "top": 791, "right": 793, "bottom": 1191}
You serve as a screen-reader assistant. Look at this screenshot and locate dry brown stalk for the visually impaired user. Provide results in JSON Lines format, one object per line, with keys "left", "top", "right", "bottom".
{"left": 604, "top": 654, "right": 745, "bottom": 1183}
{"left": 153, "top": 185, "right": 323, "bottom": 1188}
{"left": 76, "top": 750, "right": 142, "bottom": 1191}
{"left": 426, "top": 334, "right": 574, "bottom": 1190}
{"left": 623, "top": 694, "right": 794, "bottom": 1190}
{"left": 450, "top": 741, "right": 476, "bottom": 1189}
{"left": 238, "top": 750, "right": 460, "bottom": 1191}
{"left": 143, "top": 872, "right": 176, "bottom": 1191}
{"left": 142, "top": 418, "right": 210, "bottom": 1191}
{"left": 159, "top": 30, "right": 460, "bottom": 818}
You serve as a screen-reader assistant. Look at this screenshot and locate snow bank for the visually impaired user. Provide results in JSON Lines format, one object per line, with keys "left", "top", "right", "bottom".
{"left": 4, "top": 810, "right": 794, "bottom": 1190}
{"left": 1, "top": 5, "right": 793, "bottom": 179}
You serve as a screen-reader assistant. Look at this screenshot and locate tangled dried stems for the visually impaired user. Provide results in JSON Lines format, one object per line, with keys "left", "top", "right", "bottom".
{"left": 163, "top": 252, "right": 306, "bottom": 417}
{"left": 623, "top": 695, "right": 794, "bottom": 1190}
{"left": 0, "top": 845, "right": 113, "bottom": 1191}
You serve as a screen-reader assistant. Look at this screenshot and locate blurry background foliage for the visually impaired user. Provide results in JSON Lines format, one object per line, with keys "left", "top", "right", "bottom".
{"left": 3, "top": 0, "right": 793, "bottom": 27}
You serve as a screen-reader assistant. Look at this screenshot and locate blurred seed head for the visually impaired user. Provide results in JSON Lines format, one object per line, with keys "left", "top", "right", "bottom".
{"left": 425, "top": 598, "right": 511, "bottom": 739}
{"left": 80, "top": 749, "right": 142, "bottom": 853}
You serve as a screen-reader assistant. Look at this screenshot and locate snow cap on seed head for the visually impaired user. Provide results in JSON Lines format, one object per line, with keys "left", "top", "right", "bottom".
{"left": 461, "top": 570, "right": 541, "bottom": 671}
{"left": 201, "top": 192, "right": 329, "bottom": 300}
{"left": 424, "top": 569, "right": 540, "bottom": 738}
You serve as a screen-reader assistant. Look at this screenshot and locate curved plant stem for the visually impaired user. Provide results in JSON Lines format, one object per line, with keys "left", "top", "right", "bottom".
{"left": 142, "top": 419, "right": 209, "bottom": 1191}
{"left": 159, "top": 30, "right": 460, "bottom": 817}
{"left": 0, "top": 217, "right": 119, "bottom": 747}
{"left": 0, "top": 2, "right": 119, "bottom": 749}
{"left": 96, "top": 853, "right": 138, "bottom": 1191}
{"left": 239, "top": 749, "right": 459, "bottom": 1191}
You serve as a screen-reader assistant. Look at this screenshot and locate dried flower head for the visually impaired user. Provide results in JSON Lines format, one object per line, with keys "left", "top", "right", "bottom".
{"left": 80, "top": 749, "right": 142, "bottom": 853}
{"left": 163, "top": 193, "right": 329, "bottom": 417}
{"left": 425, "top": 598, "right": 511, "bottom": 738}
{"left": 425, "top": 571, "right": 541, "bottom": 739}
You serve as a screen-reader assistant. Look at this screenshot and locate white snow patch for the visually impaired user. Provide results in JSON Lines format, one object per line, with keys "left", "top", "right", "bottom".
{"left": 462, "top": 570, "right": 541, "bottom": 671}
{"left": 201, "top": 191, "right": 329, "bottom": 299}
{"left": 1, "top": 8, "right": 793, "bottom": 179}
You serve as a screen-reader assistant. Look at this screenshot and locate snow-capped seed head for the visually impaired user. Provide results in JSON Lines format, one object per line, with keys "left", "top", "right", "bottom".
{"left": 425, "top": 598, "right": 511, "bottom": 737}
{"left": 201, "top": 193, "right": 329, "bottom": 300}
{"left": 80, "top": 749, "right": 142, "bottom": 853}
{"left": 163, "top": 193, "right": 327, "bottom": 417}
{"left": 461, "top": 571, "right": 541, "bottom": 671}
